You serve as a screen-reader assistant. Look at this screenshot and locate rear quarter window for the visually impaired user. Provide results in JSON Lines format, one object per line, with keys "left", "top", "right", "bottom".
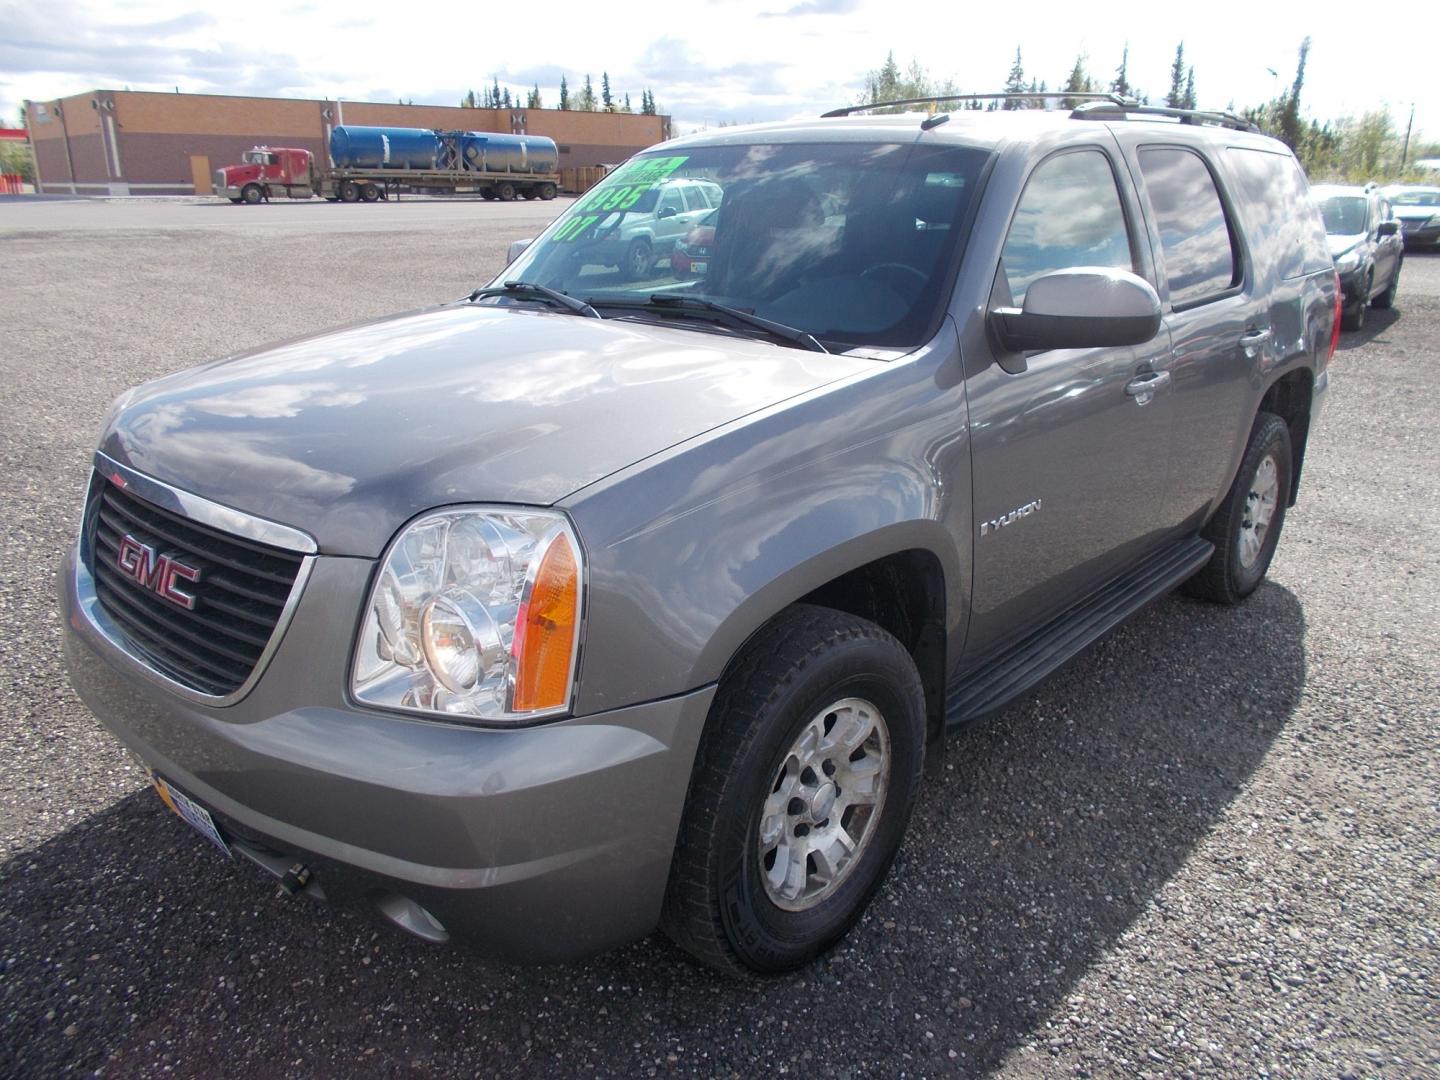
{"left": 1224, "top": 147, "right": 1332, "bottom": 280}
{"left": 1137, "top": 147, "right": 1240, "bottom": 307}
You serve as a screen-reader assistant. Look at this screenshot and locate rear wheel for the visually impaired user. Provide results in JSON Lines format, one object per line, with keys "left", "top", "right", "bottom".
{"left": 1182, "top": 411, "right": 1293, "bottom": 605}
{"left": 495, "top": 181, "right": 516, "bottom": 202}
{"left": 241, "top": 184, "right": 263, "bottom": 205}
{"left": 661, "top": 605, "right": 926, "bottom": 976}
{"left": 1372, "top": 259, "right": 1401, "bottom": 309}
{"left": 338, "top": 180, "right": 361, "bottom": 203}
{"left": 361, "top": 183, "right": 381, "bottom": 202}
{"left": 538, "top": 182, "right": 558, "bottom": 201}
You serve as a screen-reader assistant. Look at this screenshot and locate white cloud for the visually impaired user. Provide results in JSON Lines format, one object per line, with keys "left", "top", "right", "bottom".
{"left": 0, "top": 0, "right": 1427, "bottom": 138}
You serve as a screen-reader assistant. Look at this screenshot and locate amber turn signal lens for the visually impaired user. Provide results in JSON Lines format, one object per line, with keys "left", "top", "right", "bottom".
{"left": 510, "top": 531, "right": 580, "bottom": 712}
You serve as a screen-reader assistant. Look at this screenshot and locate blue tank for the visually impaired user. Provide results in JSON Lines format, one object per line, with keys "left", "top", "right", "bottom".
{"left": 329, "top": 126, "right": 441, "bottom": 170}
{"left": 459, "top": 133, "right": 559, "bottom": 175}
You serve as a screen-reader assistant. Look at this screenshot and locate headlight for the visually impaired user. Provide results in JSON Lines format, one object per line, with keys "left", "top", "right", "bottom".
{"left": 352, "top": 507, "right": 583, "bottom": 723}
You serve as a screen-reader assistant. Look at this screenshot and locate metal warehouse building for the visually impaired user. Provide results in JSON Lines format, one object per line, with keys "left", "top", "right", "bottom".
{"left": 23, "top": 90, "right": 669, "bottom": 196}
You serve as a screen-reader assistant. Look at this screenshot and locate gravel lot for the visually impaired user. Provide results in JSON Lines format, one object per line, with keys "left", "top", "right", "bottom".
{"left": 1, "top": 199, "right": 1436, "bottom": 1079}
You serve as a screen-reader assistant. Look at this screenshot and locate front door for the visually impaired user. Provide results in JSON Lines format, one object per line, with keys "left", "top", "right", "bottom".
{"left": 189, "top": 155, "right": 211, "bottom": 195}
{"left": 962, "top": 146, "right": 1176, "bottom": 664}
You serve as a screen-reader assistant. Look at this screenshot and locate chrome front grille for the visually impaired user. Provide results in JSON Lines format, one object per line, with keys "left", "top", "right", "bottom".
{"left": 81, "top": 467, "right": 309, "bottom": 698}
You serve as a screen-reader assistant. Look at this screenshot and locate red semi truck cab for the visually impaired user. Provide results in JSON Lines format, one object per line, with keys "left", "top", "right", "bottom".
{"left": 216, "top": 148, "right": 315, "bottom": 203}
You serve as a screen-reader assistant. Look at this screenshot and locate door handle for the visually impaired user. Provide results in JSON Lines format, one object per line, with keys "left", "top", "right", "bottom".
{"left": 1239, "top": 328, "right": 1272, "bottom": 354}
{"left": 1125, "top": 370, "right": 1171, "bottom": 397}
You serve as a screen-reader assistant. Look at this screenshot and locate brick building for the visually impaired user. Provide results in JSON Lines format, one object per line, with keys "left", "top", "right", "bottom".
{"left": 24, "top": 90, "right": 669, "bottom": 196}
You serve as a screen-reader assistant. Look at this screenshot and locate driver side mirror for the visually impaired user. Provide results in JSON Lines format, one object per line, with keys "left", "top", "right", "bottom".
{"left": 1376, "top": 220, "right": 1399, "bottom": 238}
{"left": 506, "top": 238, "right": 532, "bottom": 264}
{"left": 991, "top": 268, "right": 1162, "bottom": 356}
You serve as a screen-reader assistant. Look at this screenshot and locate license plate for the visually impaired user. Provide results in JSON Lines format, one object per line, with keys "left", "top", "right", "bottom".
{"left": 151, "top": 772, "right": 231, "bottom": 857}
{"left": 691, "top": 261, "right": 708, "bottom": 275}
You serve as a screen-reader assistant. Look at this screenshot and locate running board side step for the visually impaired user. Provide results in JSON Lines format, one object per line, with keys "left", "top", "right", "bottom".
{"left": 945, "top": 536, "right": 1214, "bottom": 726}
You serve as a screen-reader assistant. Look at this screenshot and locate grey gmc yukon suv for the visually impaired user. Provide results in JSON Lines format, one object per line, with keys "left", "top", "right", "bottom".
{"left": 60, "top": 98, "right": 1339, "bottom": 976}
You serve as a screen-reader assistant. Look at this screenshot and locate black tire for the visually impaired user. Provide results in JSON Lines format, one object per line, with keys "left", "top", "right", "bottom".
{"left": 1182, "top": 412, "right": 1293, "bottom": 605}
{"left": 1341, "top": 274, "right": 1369, "bottom": 330}
{"left": 240, "top": 184, "right": 263, "bottom": 205}
{"left": 661, "top": 605, "right": 926, "bottom": 976}
{"left": 1372, "top": 260, "right": 1400, "bottom": 309}
{"left": 539, "top": 182, "right": 558, "bottom": 201}
{"left": 361, "top": 183, "right": 381, "bottom": 203}
{"left": 481, "top": 189, "right": 497, "bottom": 200}
{"left": 495, "top": 182, "right": 516, "bottom": 202}
{"left": 622, "top": 238, "right": 654, "bottom": 281}
{"left": 339, "top": 181, "right": 361, "bottom": 203}
{"left": 228, "top": 196, "right": 243, "bottom": 204}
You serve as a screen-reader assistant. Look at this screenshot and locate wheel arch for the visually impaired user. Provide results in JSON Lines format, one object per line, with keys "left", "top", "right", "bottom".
{"left": 1257, "top": 365, "right": 1315, "bottom": 506}
{"left": 696, "top": 526, "right": 958, "bottom": 746}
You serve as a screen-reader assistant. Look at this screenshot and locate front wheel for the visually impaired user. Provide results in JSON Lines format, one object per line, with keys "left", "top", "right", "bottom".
{"left": 241, "top": 184, "right": 263, "bottom": 205}
{"left": 661, "top": 605, "right": 926, "bottom": 976}
{"left": 622, "top": 238, "right": 654, "bottom": 281}
{"left": 1182, "top": 411, "right": 1293, "bottom": 605}
{"left": 1372, "top": 260, "right": 1401, "bottom": 309}
{"left": 1341, "top": 273, "right": 1370, "bottom": 330}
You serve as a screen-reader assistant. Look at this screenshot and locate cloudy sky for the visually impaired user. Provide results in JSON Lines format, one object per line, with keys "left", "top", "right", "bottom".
{"left": 1, "top": 0, "right": 1429, "bottom": 140}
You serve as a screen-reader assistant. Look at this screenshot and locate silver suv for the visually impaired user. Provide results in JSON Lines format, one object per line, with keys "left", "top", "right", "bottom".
{"left": 568, "top": 175, "right": 722, "bottom": 279}
{"left": 61, "top": 96, "right": 1338, "bottom": 976}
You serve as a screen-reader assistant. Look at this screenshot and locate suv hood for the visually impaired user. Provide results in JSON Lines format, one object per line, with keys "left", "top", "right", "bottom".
{"left": 99, "top": 303, "right": 872, "bottom": 555}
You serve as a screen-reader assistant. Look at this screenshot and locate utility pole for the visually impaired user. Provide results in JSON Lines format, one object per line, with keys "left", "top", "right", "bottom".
{"left": 1400, "top": 102, "right": 1414, "bottom": 170}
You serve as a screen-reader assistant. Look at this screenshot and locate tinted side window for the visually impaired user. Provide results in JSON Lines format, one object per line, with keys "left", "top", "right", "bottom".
{"left": 1001, "top": 150, "right": 1134, "bottom": 305}
{"left": 1138, "top": 148, "right": 1239, "bottom": 305}
{"left": 657, "top": 186, "right": 684, "bottom": 214}
{"left": 1223, "top": 147, "right": 1331, "bottom": 279}
{"left": 681, "top": 186, "right": 706, "bottom": 212}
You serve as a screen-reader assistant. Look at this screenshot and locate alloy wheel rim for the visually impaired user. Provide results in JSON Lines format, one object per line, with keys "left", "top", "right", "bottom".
{"left": 756, "top": 697, "right": 891, "bottom": 912}
{"left": 1238, "top": 453, "right": 1279, "bottom": 570}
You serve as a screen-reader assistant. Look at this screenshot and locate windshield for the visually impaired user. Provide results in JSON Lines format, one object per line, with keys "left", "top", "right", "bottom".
{"left": 1319, "top": 196, "right": 1367, "bottom": 235}
{"left": 497, "top": 141, "right": 990, "bottom": 350}
{"left": 1390, "top": 189, "right": 1440, "bottom": 207}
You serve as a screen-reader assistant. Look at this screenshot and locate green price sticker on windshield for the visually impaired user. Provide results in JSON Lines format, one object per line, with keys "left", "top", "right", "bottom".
{"left": 558, "top": 155, "right": 692, "bottom": 236}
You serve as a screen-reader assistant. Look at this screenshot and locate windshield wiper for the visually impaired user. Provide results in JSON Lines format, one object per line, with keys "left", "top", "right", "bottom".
{"left": 585, "top": 294, "right": 829, "bottom": 353}
{"left": 469, "top": 281, "right": 601, "bottom": 319}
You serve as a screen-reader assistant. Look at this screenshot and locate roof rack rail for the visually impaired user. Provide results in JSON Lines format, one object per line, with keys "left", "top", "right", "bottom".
{"left": 821, "top": 92, "right": 1130, "bottom": 118}
{"left": 1069, "top": 100, "right": 1259, "bottom": 133}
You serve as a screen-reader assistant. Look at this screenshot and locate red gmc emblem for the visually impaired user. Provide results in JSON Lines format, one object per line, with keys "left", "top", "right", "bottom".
{"left": 115, "top": 534, "right": 201, "bottom": 611}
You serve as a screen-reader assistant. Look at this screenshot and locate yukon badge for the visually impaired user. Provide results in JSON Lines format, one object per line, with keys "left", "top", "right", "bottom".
{"left": 980, "top": 499, "right": 1042, "bottom": 537}
{"left": 115, "top": 534, "right": 202, "bottom": 610}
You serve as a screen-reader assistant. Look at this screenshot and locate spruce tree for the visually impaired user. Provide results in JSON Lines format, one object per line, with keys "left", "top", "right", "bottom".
{"left": 1166, "top": 43, "right": 1186, "bottom": 108}
{"left": 502, "top": 88, "right": 513, "bottom": 109}
{"left": 579, "top": 75, "right": 597, "bottom": 111}
{"left": 1182, "top": 67, "right": 1195, "bottom": 110}
{"left": 1061, "top": 54, "right": 1093, "bottom": 109}
{"left": 602, "top": 72, "right": 614, "bottom": 111}
{"left": 559, "top": 76, "right": 570, "bottom": 110}
{"left": 1278, "top": 37, "right": 1310, "bottom": 151}
{"left": 492, "top": 77, "right": 503, "bottom": 108}
{"left": 1111, "top": 44, "right": 1131, "bottom": 98}
{"left": 1003, "top": 46, "right": 1027, "bottom": 109}
{"left": 623, "top": 93, "right": 632, "bottom": 113}
{"left": 528, "top": 84, "right": 542, "bottom": 109}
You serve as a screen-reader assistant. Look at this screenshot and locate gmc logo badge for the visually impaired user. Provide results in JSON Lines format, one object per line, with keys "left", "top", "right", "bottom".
{"left": 116, "top": 534, "right": 201, "bottom": 611}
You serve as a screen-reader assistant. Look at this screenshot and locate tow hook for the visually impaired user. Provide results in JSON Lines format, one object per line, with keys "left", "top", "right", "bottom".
{"left": 278, "top": 862, "right": 313, "bottom": 896}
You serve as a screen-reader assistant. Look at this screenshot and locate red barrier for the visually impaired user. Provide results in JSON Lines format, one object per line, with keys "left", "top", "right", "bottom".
{"left": 0, "top": 174, "right": 24, "bottom": 194}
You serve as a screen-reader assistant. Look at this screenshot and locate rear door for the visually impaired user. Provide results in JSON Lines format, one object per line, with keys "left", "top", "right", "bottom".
{"left": 1122, "top": 141, "right": 1260, "bottom": 530}
{"left": 961, "top": 144, "right": 1176, "bottom": 663}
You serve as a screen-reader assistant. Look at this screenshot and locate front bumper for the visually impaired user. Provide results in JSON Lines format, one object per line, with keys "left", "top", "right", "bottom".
{"left": 60, "top": 546, "right": 714, "bottom": 961}
{"left": 1335, "top": 264, "right": 1366, "bottom": 303}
